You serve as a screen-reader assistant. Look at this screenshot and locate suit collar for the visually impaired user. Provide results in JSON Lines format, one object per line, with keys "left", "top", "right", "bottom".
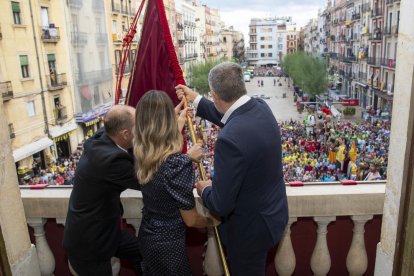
{"left": 225, "top": 98, "right": 257, "bottom": 125}
{"left": 221, "top": 95, "right": 251, "bottom": 124}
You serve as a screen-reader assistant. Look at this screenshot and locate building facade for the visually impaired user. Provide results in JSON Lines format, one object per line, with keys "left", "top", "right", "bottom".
{"left": 307, "top": 0, "right": 400, "bottom": 114}
{"left": 0, "top": 0, "right": 78, "bottom": 181}
{"left": 247, "top": 17, "right": 298, "bottom": 67}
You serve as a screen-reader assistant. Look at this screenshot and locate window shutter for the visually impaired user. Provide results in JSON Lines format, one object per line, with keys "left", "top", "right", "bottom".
{"left": 20, "top": 55, "right": 28, "bottom": 66}
{"left": 12, "top": 2, "right": 21, "bottom": 13}
{"left": 47, "top": 54, "right": 56, "bottom": 62}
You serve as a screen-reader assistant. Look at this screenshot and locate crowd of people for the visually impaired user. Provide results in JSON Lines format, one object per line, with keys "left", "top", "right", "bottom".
{"left": 20, "top": 143, "right": 84, "bottom": 186}
{"left": 280, "top": 115, "right": 390, "bottom": 182}
{"left": 188, "top": 111, "right": 390, "bottom": 184}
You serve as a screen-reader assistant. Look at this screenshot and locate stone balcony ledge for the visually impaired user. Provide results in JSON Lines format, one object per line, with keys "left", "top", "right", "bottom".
{"left": 19, "top": 181, "right": 386, "bottom": 276}
{"left": 19, "top": 181, "right": 386, "bottom": 219}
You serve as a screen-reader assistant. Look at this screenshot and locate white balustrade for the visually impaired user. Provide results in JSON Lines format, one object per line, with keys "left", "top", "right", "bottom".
{"left": 27, "top": 218, "right": 55, "bottom": 276}
{"left": 275, "top": 217, "right": 297, "bottom": 276}
{"left": 310, "top": 216, "right": 335, "bottom": 276}
{"left": 19, "top": 183, "right": 386, "bottom": 275}
{"left": 346, "top": 215, "right": 373, "bottom": 276}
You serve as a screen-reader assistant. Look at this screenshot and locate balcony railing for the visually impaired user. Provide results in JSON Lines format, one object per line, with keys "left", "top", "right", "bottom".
{"left": 351, "top": 13, "right": 361, "bottom": 21}
{"left": 382, "top": 58, "right": 396, "bottom": 68}
{"left": 371, "top": 9, "right": 382, "bottom": 17}
{"left": 55, "top": 106, "right": 68, "bottom": 124}
{"left": 369, "top": 32, "right": 382, "bottom": 41}
{"left": 19, "top": 181, "right": 386, "bottom": 276}
{"left": 386, "top": 0, "right": 400, "bottom": 4}
{"left": 367, "top": 57, "right": 381, "bottom": 66}
{"left": 1, "top": 81, "right": 13, "bottom": 101}
{"left": 359, "top": 72, "right": 368, "bottom": 82}
{"left": 96, "top": 33, "right": 107, "bottom": 44}
{"left": 41, "top": 27, "right": 60, "bottom": 43}
{"left": 47, "top": 73, "right": 67, "bottom": 91}
{"left": 71, "top": 32, "right": 88, "bottom": 46}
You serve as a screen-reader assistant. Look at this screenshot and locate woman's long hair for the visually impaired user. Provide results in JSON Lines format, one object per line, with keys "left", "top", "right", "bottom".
{"left": 134, "top": 90, "right": 183, "bottom": 184}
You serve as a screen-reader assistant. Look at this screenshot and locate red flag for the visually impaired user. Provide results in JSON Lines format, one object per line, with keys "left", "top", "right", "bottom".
{"left": 125, "top": 0, "right": 187, "bottom": 152}
{"left": 125, "top": 0, "right": 186, "bottom": 107}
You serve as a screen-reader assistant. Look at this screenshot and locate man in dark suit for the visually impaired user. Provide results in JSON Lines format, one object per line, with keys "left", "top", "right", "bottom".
{"left": 176, "top": 62, "right": 288, "bottom": 275}
{"left": 63, "top": 105, "right": 141, "bottom": 275}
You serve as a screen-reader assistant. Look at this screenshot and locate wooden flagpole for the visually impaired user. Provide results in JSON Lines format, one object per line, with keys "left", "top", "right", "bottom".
{"left": 182, "top": 97, "right": 231, "bottom": 276}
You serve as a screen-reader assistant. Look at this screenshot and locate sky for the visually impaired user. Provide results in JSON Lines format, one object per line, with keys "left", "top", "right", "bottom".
{"left": 200, "top": 0, "right": 328, "bottom": 40}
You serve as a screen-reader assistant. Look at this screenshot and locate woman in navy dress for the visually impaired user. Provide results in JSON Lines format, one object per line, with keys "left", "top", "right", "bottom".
{"left": 133, "top": 90, "right": 218, "bottom": 275}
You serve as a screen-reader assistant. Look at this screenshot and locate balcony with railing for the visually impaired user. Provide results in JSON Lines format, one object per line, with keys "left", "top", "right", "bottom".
{"left": 1, "top": 81, "right": 13, "bottom": 101}
{"left": 54, "top": 106, "right": 68, "bottom": 124}
{"left": 386, "top": 0, "right": 400, "bottom": 4}
{"left": 351, "top": 12, "right": 361, "bottom": 21}
{"left": 41, "top": 27, "right": 60, "bottom": 43}
{"left": 19, "top": 181, "right": 385, "bottom": 276}
{"left": 382, "top": 58, "right": 396, "bottom": 68}
{"left": 362, "top": 3, "right": 371, "bottom": 13}
{"left": 47, "top": 73, "right": 67, "bottom": 91}
{"left": 71, "top": 32, "right": 88, "bottom": 46}
{"left": 358, "top": 72, "right": 368, "bottom": 82}
{"left": 367, "top": 57, "right": 381, "bottom": 66}
{"left": 371, "top": 8, "right": 382, "bottom": 18}
{"left": 369, "top": 32, "right": 382, "bottom": 41}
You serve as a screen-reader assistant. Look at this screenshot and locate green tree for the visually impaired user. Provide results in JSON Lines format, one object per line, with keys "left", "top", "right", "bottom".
{"left": 282, "top": 52, "right": 328, "bottom": 96}
{"left": 189, "top": 60, "right": 221, "bottom": 96}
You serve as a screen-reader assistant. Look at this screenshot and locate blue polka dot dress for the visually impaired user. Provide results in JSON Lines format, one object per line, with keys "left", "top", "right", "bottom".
{"left": 138, "top": 153, "right": 195, "bottom": 276}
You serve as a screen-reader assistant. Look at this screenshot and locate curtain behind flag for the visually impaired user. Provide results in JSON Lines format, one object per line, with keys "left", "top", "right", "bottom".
{"left": 125, "top": 0, "right": 186, "bottom": 108}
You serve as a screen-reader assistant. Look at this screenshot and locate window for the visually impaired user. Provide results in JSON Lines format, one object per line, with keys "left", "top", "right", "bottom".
{"left": 12, "top": 1, "right": 21, "bottom": 25}
{"left": 268, "top": 53, "right": 273, "bottom": 57}
{"left": 27, "top": 100, "right": 36, "bottom": 117}
{"left": 223, "top": 36, "right": 226, "bottom": 43}
{"left": 260, "top": 28, "right": 272, "bottom": 33}
{"left": 261, "top": 53, "right": 265, "bottom": 57}
{"left": 19, "top": 55, "right": 29, "bottom": 78}
{"left": 268, "top": 45, "right": 273, "bottom": 49}
{"left": 260, "top": 45, "right": 265, "bottom": 49}
{"left": 112, "top": 20, "right": 117, "bottom": 34}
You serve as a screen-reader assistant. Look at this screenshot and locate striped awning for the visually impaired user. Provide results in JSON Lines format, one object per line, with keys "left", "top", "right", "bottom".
{"left": 85, "top": 118, "right": 101, "bottom": 127}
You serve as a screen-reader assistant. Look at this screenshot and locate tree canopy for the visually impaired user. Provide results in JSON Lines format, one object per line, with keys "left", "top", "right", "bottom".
{"left": 188, "top": 60, "right": 221, "bottom": 96}
{"left": 282, "top": 52, "right": 328, "bottom": 96}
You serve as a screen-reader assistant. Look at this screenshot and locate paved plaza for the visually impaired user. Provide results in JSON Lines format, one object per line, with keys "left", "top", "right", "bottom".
{"left": 245, "top": 77, "right": 306, "bottom": 122}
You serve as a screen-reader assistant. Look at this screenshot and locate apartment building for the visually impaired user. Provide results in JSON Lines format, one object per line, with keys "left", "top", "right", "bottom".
{"left": 108, "top": 0, "right": 140, "bottom": 102}
{"left": 306, "top": 0, "right": 400, "bottom": 114}
{"left": 219, "top": 27, "right": 245, "bottom": 62}
{"left": 247, "top": 17, "right": 298, "bottom": 67}
{"left": 0, "top": 0, "right": 78, "bottom": 179}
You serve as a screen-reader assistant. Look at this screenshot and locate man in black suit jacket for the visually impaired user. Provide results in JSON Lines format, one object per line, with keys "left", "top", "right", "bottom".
{"left": 176, "top": 62, "right": 288, "bottom": 275}
{"left": 63, "top": 105, "right": 141, "bottom": 275}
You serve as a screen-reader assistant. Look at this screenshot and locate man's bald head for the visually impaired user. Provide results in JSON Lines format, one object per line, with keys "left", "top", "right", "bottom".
{"left": 104, "top": 105, "right": 135, "bottom": 137}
